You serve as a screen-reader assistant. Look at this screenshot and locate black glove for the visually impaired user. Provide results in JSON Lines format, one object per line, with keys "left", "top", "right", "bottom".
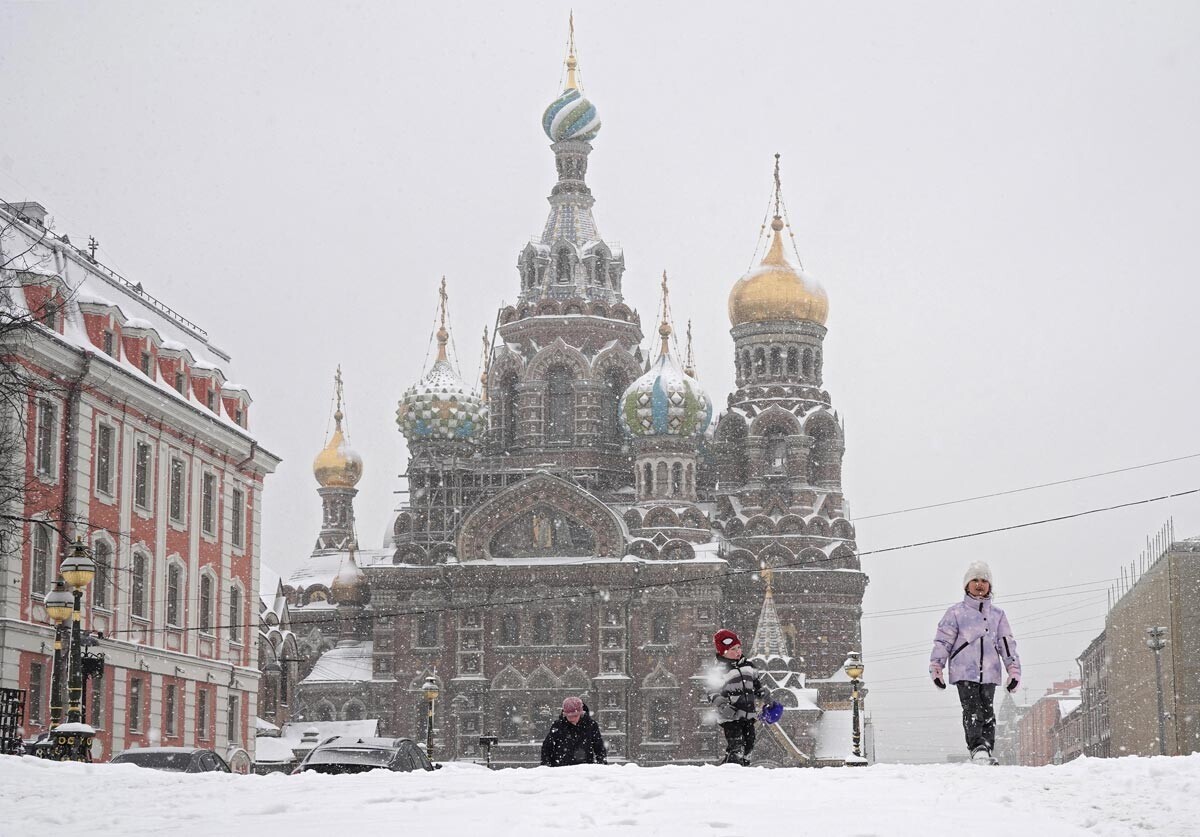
{"left": 933, "top": 677, "right": 946, "bottom": 690}
{"left": 1006, "top": 679, "right": 1019, "bottom": 693}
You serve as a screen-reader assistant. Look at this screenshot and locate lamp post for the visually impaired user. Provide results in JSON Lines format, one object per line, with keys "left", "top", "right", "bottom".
{"left": 43, "top": 579, "right": 74, "bottom": 730}
{"left": 421, "top": 675, "right": 440, "bottom": 762}
{"left": 1146, "top": 626, "right": 1168, "bottom": 756}
{"left": 49, "top": 537, "right": 95, "bottom": 761}
{"left": 844, "top": 651, "right": 865, "bottom": 763}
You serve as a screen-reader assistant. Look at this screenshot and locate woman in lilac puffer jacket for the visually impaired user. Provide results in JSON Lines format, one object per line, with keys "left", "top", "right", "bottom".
{"left": 929, "top": 561, "right": 1021, "bottom": 764}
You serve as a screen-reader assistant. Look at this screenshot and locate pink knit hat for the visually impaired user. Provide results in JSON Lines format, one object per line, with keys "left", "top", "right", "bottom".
{"left": 562, "top": 697, "right": 584, "bottom": 714}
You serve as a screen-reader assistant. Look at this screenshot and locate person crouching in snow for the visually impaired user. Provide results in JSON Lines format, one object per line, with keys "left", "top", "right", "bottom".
{"left": 929, "top": 561, "right": 1021, "bottom": 765}
{"left": 707, "top": 629, "right": 780, "bottom": 765}
{"left": 540, "top": 696, "right": 608, "bottom": 767}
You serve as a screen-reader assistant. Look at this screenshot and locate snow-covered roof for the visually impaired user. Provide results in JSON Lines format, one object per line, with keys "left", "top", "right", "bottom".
{"left": 278, "top": 719, "right": 378, "bottom": 745}
{"left": 253, "top": 735, "right": 296, "bottom": 764}
{"left": 302, "top": 641, "right": 374, "bottom": 683}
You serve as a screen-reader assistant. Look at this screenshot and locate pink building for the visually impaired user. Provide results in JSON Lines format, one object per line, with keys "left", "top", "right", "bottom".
{"left": 0, "top": 199, "right": 279, "bottom": 761}
{"left": 1016, "top": 679, "right": 1081, "bottom": 766}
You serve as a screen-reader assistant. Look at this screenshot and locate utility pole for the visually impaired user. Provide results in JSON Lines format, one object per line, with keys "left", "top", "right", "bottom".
{"left": 1146, "top": 626, "right": 1168, "bottom": 756}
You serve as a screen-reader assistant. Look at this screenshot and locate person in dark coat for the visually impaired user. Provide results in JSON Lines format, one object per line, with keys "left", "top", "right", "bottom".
{"left": 540, "top": 696, "right": 607, "bottom": 766}
{"left": 706, "top": 628, "right": 778, "bottom": 765}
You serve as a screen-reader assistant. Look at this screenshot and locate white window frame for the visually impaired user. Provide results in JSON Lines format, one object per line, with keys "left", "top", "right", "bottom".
{"left": 30, "top": 521, "right": 53, "bottom": 599}
{"left": 228, "top": 582, "right": 244, "bottom": 646}
{"left": 230, "top": 486, "right": 245, "bottom": 549}
{"left": 90, "top": 535, "right": 115, "bottom": 611}
{"left": 165, "top": 559, "right": 185, "bottom": 628}
{"left": 201, "top": 471, "right": 217, "bottom": 539}
{"left": 34, "top": 398, "right": 57, "bottom": 480}
{"left": 94, "top": 421, "right": 116, "bottom": 500}
{"left": 133, "top": 439, "right": 153, "bottom": 513}
{"left": 168, "top": 455, "right": 187, "bottom": 527}
{"left": 130, "top": 550, "right": 151, "bottom": 620}
{"left": 199, "top": 571, "right": 216, "bottom": 635}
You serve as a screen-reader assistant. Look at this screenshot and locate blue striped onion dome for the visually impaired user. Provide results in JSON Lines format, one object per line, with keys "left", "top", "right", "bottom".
{"left": 620, "top": 350, "right": 711, "bottom": 439}
{"left": 396, "top": 358, "right": 487, "bottom": 444}
{"left": 542, "top": 88, "right": 601, "bottom": 143}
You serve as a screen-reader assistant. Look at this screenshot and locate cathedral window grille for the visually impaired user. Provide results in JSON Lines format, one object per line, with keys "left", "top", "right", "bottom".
{"left": 753, "top": 348, "right": 766, "bottom": 376}
{"left": 499, "top": 702, "right": 521, "bottom": 740}
{"left": 545, "top": 366, "right": 574, "bottom": 442}
{"left": 671, "top": 463, "right": 683, "bottom": 497}
{"left": 602, "top": 370, "right": 625, "bottom": 444}
{"left": 499, "top": 612, "right": 520, "bottom": 645}
{"left": 649, "top": 696, "right": 672, "bottom": 741}
{"left": 418, "top": 613, "right": 439, "bottom": 647}
{"left": 741, "top": 350, "right": 752, "bottom": 382}
{"left": 655, "top": 462, "right": 668, "bottom": 497}
{"left": 770, "top": 347, "right": 782, "bottom": 377}
{"left": 642, "top": 462, "right": 653, "bottom": 500}
{"left": 556, "top": 249, "right": 572, "bottom": 284}
{"left": 651, "top": 612, "right": 671, "bottom": 644}
{"left": 595, "top": 254, "right": 607, "bottom": 286}
{"left": 767, "top": 432, "right": 788, "bottom": 475}
{"left": 533, "top": 612, "right": 553, "bottom": 645}
{"left": 565, "top": 610, "right": 585, "bottom": 643}
{"left": 685, "top": 463, "right": 694, "bottom": 495}
{"left": 787, "top": 347, "right": 799, "bottom": 376}
{"left": 802, "top": 348, "right": 813, "bottom": 378}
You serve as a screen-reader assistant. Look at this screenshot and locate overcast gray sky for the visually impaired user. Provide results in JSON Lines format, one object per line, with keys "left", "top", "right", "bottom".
{"left": 3, "top": 2, "right": 1199, "bottom": 761}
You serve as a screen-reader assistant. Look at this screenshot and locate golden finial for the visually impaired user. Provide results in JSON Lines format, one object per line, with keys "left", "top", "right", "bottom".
{"left": 763, "top": 565, "right": 774, "bottom": 594}
{"left": 565, "top": 11, "right": 580, "bottom": 91}
{"left": 334, "top": 365, "right": 345, "bottom": 428}
{"left": 436, "top": 276, "right": 449, "bottom": 362}
{"left": 683, "top": 319, "right": 696, "bottom": 378}
{"left": 658, "top": 270, "right": 672, "bottom": 354}
{"left": 771, "top": 153, "right": 784, "bottom": 232}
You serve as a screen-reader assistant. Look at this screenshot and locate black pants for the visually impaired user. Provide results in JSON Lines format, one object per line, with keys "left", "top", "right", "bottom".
{"left": 956, "top": 681, "right": 997, "bottom": 752}
{"left": 720, "top": 719, "right": 756, "bottom": 764}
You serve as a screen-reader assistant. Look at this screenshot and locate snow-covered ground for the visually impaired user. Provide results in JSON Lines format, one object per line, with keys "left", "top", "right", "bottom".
{"left": 3, "top": 754, "right": 1198, "bottom": 836}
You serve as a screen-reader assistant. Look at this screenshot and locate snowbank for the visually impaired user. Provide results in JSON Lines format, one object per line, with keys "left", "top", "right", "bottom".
{"left": 1, "top": 753, "right": 1196, "bottom": 836}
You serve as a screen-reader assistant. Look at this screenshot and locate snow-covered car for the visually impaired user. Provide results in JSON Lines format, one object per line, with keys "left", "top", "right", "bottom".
{"left": 293, "top": 736, "right": 433, "bottom": 775}
{"left": 110, "top": 746, "right": 232, "bottom": 773}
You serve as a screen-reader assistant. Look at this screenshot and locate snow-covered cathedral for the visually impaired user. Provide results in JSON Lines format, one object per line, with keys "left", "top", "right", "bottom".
{"left": 282, "top": 27, "right": 868, "bottom": 767}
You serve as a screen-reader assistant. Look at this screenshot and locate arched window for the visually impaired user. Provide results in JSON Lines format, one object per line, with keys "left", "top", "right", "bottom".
{"left": 671, "top": 463, "right": 683, "bottom": 497}
{"left": 132, "top": 552, "right": 149, "bottom": 619}
{"left": 166, "top": 563, "right": 182, "bottom": 626}
{"left": 787, "top": 348, "right": 799, "bottom": 376}
{"left": 601, "top": 370, "right": 625, "bottom": 444}
{"left": 652, "top": 612, "right": 671, "bottom": 644}
{"left": 500, "top": 701, "right": 521, "bottom": 739}
{"left": 229, "top": 585, "right": 243, "bottom": 643}
{"left": 199, "top": 573, "right": 213, "bottom": 632}
{"left": 30, "top": 523, "right": 51, "bottom": 597}
{"left": 556, "top": 249, "right": 572, "bottom": 284}
{"left": 815, "top": 349, "right": 823, "bottom": 380}
{"left": 533, "top": 612, "right": 553, "bottom": 645}
{"left": 642, "top": 462, "right": 653, "bottom": 499}
{"left": 91, "top": 541, "right": 112, "bottom": 609}
{"left": 753, "top": 348, "right": 766, "bottom": 376}
{"left": 502, "top": 373, "right": 519, "bottom": 449}
{"left": 741, "top": 350, "right": 752, "bottom": 381}
{"left": 545, "top": 366, "right": 574, "bottom": 442}
{"left": 595, "top": 254, "right": 607, "bottom": 286}
{"left": 770, "top": 347, "right": 782, "bottom": 376}
{"left": 656, "top": 462, "right": 668, "bottom": 497}
{"left": 499, "top": 612, "right": 520, "bottom": 645}
{"left": 766, "top": 431, "right": 788, "bottom": 475}
{"left": 649, "top": 696, "right": 672, "bottom": 741}
{"left": 685, "top": 463, "right": 694, "bottom": 495}
{"left": 802, "top": 348, "right": 814, "bottom": 379}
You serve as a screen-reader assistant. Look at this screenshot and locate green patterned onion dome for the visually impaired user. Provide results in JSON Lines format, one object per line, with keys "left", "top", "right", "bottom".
{"left": 620, "top": 349, "right": 711, "bottom": 439}
{"left": 396, "top": 355, "right": 487, "bottom": 444}
{"left": 542, "top": 87, "right": 601, "bottom": 143}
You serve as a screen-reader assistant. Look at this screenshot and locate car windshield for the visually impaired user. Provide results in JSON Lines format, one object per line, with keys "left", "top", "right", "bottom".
{"left": 113, "top": 751, "right": 192, "bottom": 771}
{"left": 307, "top": 747, "right": 394, "bottom": 767}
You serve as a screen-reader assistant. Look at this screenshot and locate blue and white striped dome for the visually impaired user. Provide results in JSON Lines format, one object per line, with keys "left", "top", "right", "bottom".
{"left": 620, "top": 349, "right": 711, "bottom": 440}
{"left": 542, "top": 87, "right": 601, "bottom": 143}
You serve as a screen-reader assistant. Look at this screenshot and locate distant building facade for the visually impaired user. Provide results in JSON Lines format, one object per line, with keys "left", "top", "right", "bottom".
{"left": 0, "top": 199, "right": 279, "bottom": 760}
{"left": 284, "top": 33, "right": 867, "bottom": 767}
{"left": 1076, "top": 629, "right": 1110, "bottom": 758}
{"left": 1016, "top": 679, "right": 1081, "bottom": 766}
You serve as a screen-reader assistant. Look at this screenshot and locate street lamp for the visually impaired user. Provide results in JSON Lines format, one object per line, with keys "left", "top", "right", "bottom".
{"left": 43, "top": 578, "right": 74, "bottom": 730}
{"left": 47, "top": 537, "right": 95, "bottom": 762}
{"left": 844, "top": 651, "right": 866, "bottom": 763}
{"left": 1146, "top": 626, "right": 1168, "bottom": 756}
{"left": 421, "top": 675, "right": 440, "bottom": 762}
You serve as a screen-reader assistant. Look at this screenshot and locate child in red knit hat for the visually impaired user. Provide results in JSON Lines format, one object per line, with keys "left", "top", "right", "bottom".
{"left": 706, "top": 629, "right": 779, "bottom": 765}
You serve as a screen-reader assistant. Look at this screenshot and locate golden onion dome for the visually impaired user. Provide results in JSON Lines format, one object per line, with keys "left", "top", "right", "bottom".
{"left": 728, "top": 218, "right": 828, "bottom": 327}
{"left": 313, "top": 408, "right": 363, "bottom": 488}
{"left": 330, "top": 550, "right": 368, "bottom": 606}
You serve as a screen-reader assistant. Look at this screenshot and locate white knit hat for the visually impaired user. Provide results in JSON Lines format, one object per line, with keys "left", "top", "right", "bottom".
{"left": 963, "top": 561, "right": 993, "bottom": 590}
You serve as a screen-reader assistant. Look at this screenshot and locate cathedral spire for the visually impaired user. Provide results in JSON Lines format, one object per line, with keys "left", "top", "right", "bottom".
{"left": 658, "top": 270, "right": 673, "bottom": 356}
{"left": 565, "top": 11, "right": 580, "bottom": 91}
{"left": 750, "top": 567, "right": 792, "bottom": 660}
{"left": 684, "top": 319, "right": 696, "bottom": 378}
{"left": 435, "top": 276, "right": 449, "bottom": 363}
